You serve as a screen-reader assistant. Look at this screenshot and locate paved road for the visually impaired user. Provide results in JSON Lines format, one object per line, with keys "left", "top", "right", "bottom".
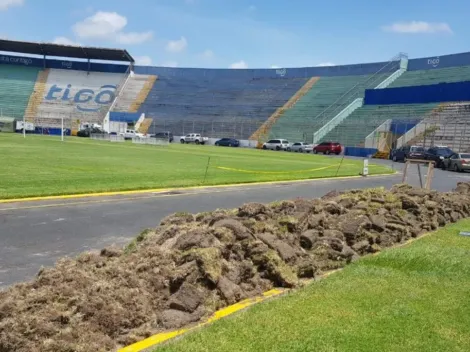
{"left": 1, "top": 161, "right": 469, "bottom": 288}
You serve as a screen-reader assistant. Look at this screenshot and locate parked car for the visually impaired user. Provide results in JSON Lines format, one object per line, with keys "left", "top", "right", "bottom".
{"left": 391, "top": 145, "right": 426, "bottom": 162}
{"left": 425, "top": 146, "right": 455, "bottom": 167}
{"left": 313, "top": 142, "right": 342, "bottom": 155}
{"left": 287, "top": 142, "right": 313, "bottom": 153}
{"left": 180, "top": 133, "right": 208, "bottom": 145}
{"left": 119, "top": 129, "right": 144, "bottom": 140}
{"left": 441, "top": 153, "right": 470, "bottom": 172}
{"left": 151, "top": 131, "right": 173, "bottom": 142}
{"left": 262, "top": 139, "right": 290, "bottom": 151}
{"left": 215, "top": 138, "right": 240, "bottom": 147}
{"left": 77, "top": 127, "right": 104, "bottom": 138}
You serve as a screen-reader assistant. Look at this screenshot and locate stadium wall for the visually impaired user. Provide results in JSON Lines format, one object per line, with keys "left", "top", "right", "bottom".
{"left": 0, "top": 54, "right": 128, "bottom": 73}
{"left": 134, "top": 61, "right": 397, "bottom": 78}
{"left": 364, "top": 81, "right": 470, "bottom": 105}
{"left": 408, "top": 52, "right": 470, "bottom": 71}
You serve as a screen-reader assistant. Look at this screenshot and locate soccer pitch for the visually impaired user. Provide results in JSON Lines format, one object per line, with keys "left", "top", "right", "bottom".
{"left": 0, "top": 134, "right": 393, "bottom": 199}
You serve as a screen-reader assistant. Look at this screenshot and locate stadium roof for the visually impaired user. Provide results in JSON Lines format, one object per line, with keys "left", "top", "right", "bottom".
{"left": 0, "top": 39, "right": 134, "bottom": 63}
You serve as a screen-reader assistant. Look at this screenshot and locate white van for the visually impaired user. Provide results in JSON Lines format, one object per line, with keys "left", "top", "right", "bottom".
{"left": 262, "top": 139, "right": 290, "bottom": 151}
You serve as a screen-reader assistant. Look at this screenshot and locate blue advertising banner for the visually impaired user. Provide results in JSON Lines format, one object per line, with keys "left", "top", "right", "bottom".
{"left": 408, "top": 52, "right": 470, "bottom": 71}
{"left": 364, "top": 81, "right": 470, "bottom": 105}
{"left": 0, "top": 54, "right": 128, "bottom": 73}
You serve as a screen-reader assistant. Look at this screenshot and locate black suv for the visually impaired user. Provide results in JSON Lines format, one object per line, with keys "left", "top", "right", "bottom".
{"left": 425, "top": 146, "right": 455, "bottom": 167}
{"left": 151, "top": 132, "right": 173, "bottom": 142}
{"left": 390, "top": 145, "right": 425, "bottom": 162}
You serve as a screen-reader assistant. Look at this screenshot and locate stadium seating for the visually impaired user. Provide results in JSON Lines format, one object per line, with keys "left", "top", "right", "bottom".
{"left": 3, "top": 50, "right": 470, "bottom": 144}
{"left": 322, "top": 103, "right": 439, "bottom": 146}
{"left": 399, "top": 103, "right": 470, "bottom": 152}
{"left": 387, "top": 65, "right": 470, "bottom": 88}
{"left": 35, "top": 69, "right": 124, "bottom": 128}
{"left": 0, "top": 65, "right": 40, "bottom": 119}
{"left": 268, "top": 73, "right": 392, "bottom": 142}
{"left": 138, "top": 75, "right": 309, "bottom": 138}
{"left": 250, "top": 77, "right": 320, "bottom": 142}
{"left": 322, "top": 65, "right": 470, "bottom": 146}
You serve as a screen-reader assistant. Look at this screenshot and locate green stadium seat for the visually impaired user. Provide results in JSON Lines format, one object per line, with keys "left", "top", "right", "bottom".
{"left": 268, "top": 73, "right": 391, "bottom": 142}
{"left": 0, "top": 65, "right": 40, "bottom": 119}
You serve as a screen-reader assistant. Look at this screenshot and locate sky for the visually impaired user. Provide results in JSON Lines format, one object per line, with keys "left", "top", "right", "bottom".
{"left": 0, "top": 0, "right": 468, "bottom": 68}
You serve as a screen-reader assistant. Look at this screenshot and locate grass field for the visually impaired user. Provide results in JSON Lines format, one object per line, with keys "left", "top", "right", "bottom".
{"left": 0, "top": 134, "right": 393, "bottom": 199}
{"left": 155, "top": 220, "right": 470, "bottom": 352}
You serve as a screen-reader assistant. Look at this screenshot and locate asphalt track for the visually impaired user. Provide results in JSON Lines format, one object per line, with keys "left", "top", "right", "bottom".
{"left": 1, "top": 160, "right": 469, "bottom": 288}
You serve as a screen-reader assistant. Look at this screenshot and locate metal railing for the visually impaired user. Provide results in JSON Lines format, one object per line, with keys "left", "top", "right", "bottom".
{"left": 311, "top": 53, "right": 407, "bottom": 130}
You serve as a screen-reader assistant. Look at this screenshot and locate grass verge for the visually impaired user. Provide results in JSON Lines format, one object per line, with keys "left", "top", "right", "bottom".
{"left": 0, "top": 134, "right": 392, "bottom": 199}
{"left": 155, "top": 220, "right": 470, "bottom": 352}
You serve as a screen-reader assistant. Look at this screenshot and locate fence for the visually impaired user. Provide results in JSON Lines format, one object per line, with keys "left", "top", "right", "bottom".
{"left": 90, "top": 133, "right": 111, "bottom": 141}
{"left": 143, "top": 118, "right": 264, "bottom": 140}
{"left": 132, "top": 136, "right": 169, "bottom": 146}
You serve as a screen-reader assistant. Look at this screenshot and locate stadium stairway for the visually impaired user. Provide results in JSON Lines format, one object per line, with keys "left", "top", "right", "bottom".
{"left": 0, "top": 65, "right": 41, "bottom": 119}
{"left": 249, "top": 76, "right": 320, "bottom": 143}
{"left": 137, "top": 117, "right": 153, "bottom": 134}
{"left": 113, "top": 74, "right": 157, "bottom": 113}
{"left": 24, "top": 69, "right": 50, "bottom": 123}
{"left": 268, "top": 73, "right": 392, "bottom": 142}
{"left": 322, "top": 103, "right": 439, "bottom": 147}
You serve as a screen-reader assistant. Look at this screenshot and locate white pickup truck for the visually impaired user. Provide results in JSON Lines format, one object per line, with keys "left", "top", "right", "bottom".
{"left": 180, "top": 133, "right": 209, "bottom": 145}
{"left": 119, "top": 129, "right": 144, "bottom": 140}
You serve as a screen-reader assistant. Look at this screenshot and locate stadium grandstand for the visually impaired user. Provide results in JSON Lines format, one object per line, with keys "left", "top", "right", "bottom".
{"left": 1, "top": 38, "right": 470, "bottom": 156}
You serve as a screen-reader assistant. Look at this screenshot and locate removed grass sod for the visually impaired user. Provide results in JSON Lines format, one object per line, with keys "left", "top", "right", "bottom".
{"left": 0, "top": 134, "right": 392, "bottom": 199}
{"left": 155, "top": 222, "right": 470, "bottom": 352}
{"left": 2, "top": 182, "right": 470, "bottom": 352}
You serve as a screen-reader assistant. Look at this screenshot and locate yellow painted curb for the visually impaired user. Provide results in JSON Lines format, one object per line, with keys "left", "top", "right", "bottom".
{"left": 118, "top": 289, "right": 286, "bottom": 352}
{"left": 0, "top": 171, "right": 397, "bottom": 204}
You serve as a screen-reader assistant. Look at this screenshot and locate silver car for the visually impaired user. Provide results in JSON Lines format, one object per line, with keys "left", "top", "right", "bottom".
{"left": 442, "top": 153, "right": 470, "bottom": 172}
{"left": 262, "top": 139, "right": 290, "bottom": 151}
{"left": 287, "top": 142, "right": 313, "bottom": 153}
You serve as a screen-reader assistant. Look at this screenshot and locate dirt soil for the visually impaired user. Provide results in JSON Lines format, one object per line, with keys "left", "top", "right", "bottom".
{"left": 1, "top": 182, "right": 470, "bottom": 352}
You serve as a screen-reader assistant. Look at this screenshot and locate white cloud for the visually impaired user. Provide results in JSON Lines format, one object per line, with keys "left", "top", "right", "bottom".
{"left": 116, "top": 31, "right": 153, "bottom": 44}
{"left": 135, "top": 55, "right": 152, "bottom": 66}
{"left": 52, "top": 37, "right": 81, "bottom": 46}
{"left": 0, "top": 0, "right": 23, "bottom": 11}
{"left": 248, "top": 5, "right": 256, "bottom": 12}
{"left": 271, "top": 65, "right": 280, "bottom": 68}
{"left": 73, "top": 11, "right": 126, "bottom": 39}
{"left": 166, "top": 36, "right": 187, "bottom": 53}
{"left": 230, "top": 60, "right": 248, "bottom": 69}
{"left": 160, "top": 60, "right": 178, "bottom": 67}
{"left": 316, "top": 62, "right": 335, "bottom": 67}
{"left": 382, "top": 21, "right": 453, "bottom": 34}
{"left": 73, "top": 11, "right": 153, "bottom": 44}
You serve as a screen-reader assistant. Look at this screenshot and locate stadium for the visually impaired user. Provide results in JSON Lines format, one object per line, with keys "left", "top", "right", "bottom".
{"left": 0, "top": 39, "right": 469, "bottom": 154}
{"left": 1, "top": 35, "right": 470, "bottom": 352}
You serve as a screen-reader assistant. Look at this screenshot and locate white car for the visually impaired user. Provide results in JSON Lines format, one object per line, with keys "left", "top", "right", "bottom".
{"left": 262, "top": 139, "right": 290, "bottom": 151}
{"left": 287, "top": 142, "right": 313, "bottom": 153}
{"left": 119, "top": 129, "right": 144, "bottom": 140}
{"left": 180, "top": 133, "right": 208, "bottom": 145}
